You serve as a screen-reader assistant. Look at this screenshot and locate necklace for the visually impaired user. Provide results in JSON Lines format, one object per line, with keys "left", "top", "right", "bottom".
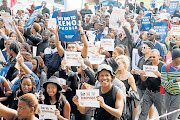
{"left": 50, "top": 100, "right": 57, "bottom": 105}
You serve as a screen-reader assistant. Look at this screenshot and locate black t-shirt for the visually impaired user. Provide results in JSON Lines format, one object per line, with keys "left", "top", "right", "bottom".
{"left": 146, "top": 61, "right": 164, "bottom": 92}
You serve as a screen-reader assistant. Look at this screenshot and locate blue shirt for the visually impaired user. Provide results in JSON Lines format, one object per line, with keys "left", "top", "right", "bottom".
{"left": 154, "top": 41, "right": 165, "bottom": 59}
{"left": 93, "top": 30, "right": 107, "bottom": 41}
{"left": 140, "top": 6, "right": 148, "bottom": 11}
{"left": 159, "top": 5, "right": 168, "bottom": 11}
{"left": 11, "top": 72, "right": 40, "bottom": 93}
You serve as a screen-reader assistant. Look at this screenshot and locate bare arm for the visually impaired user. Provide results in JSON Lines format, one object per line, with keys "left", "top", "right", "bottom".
{"left": 63, "top": 101, "right": 71, "bottom": 120}
{"left": 97, "top": 89, "right": 124, "bottom": 118}
{"left": 128, "top": 74, "right": 137, "bottom": 91}
{"left": 12, "top": 21, "right": 24, "bottom": 43}
{"left": 18, "top": 55, "right": 32, "bottom": 74}
{"left": 0, "top": 103, "right": 17, "bottom": 120}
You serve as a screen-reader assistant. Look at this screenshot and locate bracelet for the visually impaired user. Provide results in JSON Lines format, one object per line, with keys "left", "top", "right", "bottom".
{"left": 80, "top": 33, "right": 85, "bottom": 36}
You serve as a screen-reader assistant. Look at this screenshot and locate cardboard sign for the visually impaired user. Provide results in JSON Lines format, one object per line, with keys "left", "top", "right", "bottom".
{"left": 57, "top": 78, "right": 66, "bottom": 92}
{"left": 86, "top": 31, "right": 96, "bottom": 42}
{"left": 143, "top": 65, "right": 158, "bottom": 78}
{"left": 76, "top": 89, "right": 100, "bottom": 108}
{"left": 64, "top": 51, "right": 81, "bottom": 66}
{"left": 48, "top": 18, "right": 57, "bottom": 29}
{"left": 141, "top": 13, "right": 152, "bottom": 31}
{"left": 101, "top": 39, "right": 114, "bottom": 51}
{"left": 87, "top": 42, "right": 98, "bottom": 56}
{"left": 0, "top": 12, "right": 14, "bottom": 30}
{"left": 89, "top": 55, "right": 105, "bottom": 64}
{"left": 132, "top": 48, "right": 140, "bottom": 70}
{"left": 38, "top": 104, "right": 57, "bottom": 120}
{"left": 171, "top": 25, "right": 180, "bottom": 36}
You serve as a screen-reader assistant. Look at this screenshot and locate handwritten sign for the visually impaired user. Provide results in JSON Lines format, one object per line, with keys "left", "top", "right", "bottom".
{"left": 86, "top": 31, "right": 96, "bottom": 42}
{"left": 0, "top": 12, "right": 14, "bottom": 30}
{"left": 76, "top": 89, "right": 100, "bottom": 107}
{"left": 87, "top": 42, "right": 98, "bottom": 56}
{"left": 57, "top": 78, "right": 66, "bottom": 92}
{"left": 101, "top": 39, "right": 114, "bottom": 51}
{"left": 171, "top": 25, "right": 180, "bottom": 36}
{"left": 64, "top": 51, "right": 81, "bottom": 66}
{"left": 143, "top": 65, "right": 158, "bottom": 78}
{"left": 38, "top": 104, "right": 57, "bottom": 120}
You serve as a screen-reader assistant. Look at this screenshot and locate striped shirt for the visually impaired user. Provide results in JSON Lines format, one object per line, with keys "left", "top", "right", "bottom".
{"left": 161, "top": 63, "right": 180, "bottom": 95}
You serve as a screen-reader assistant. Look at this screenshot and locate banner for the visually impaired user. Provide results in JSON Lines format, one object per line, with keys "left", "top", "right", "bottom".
{"left": 38, "top": 104, "right": 57, "bottom": 120}
{"left": 141, "top": 13, "right": 152, "bottom": 31}
{"left": 153, "top": 22, "right": 168, "bottom": 43}
{"left": 89, "top": 55, "right": 105, "bottom": 64}
{"left": 64, "top": 51, "right": 81, "bottom": 66}
{"left": 53, "top": 10, "right": 80, "bottom": 42}
{"left": 143, "top": 65, "right": 158, "bottom": 78}
{"left": 24, "top": 5, "right": 43, "bottom": 28}
{"left": 101, "top": 39, "right": 114, "bottom": 51}
{"left": 76, "top": 89, "right": 100, "bottom": 107}
{"left": 170, "top": 25, "right": 180, "bottom": 36}
{"left": 167, "top": 1, "right": 179, "bottom": 14}
{"left": 0, "top": 66, "right": 10, "bottom": 77}
{"left": 109, "top": 8, "right": 125, "bottom": 29}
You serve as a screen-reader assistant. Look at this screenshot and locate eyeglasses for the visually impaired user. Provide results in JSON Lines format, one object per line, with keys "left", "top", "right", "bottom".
{"left": 147, "top": 33, "right": 154, "bottom": 36}
{"left": 142, "top": 46, "right": 150, "bottom": 49}
{"left": 150, "top": 56, "right": 156, "bottom": 58}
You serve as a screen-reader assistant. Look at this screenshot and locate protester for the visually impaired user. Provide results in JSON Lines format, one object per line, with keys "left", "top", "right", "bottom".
{"left": 0, "top": 0, "right": 11, "bottom": 14}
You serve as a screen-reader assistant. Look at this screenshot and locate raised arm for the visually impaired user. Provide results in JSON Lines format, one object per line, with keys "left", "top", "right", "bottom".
{"left": 0, "top": 103, "right": 17, "bottom": 120}
{"left": 78, "top": 25, "right": 88, "bottom": 58}
{"left": 12, "top": 21, "right": 24, "bottom": 43}
{"left": 17, "top": 55, "right": 32, "bottom": 74}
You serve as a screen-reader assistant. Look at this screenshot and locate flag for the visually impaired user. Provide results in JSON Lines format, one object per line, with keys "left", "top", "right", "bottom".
{"left": 10, "top": 0, "right": 17, "bottom": 8}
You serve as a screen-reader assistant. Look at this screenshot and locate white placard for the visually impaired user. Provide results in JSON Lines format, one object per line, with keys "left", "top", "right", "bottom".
{"left": 38, "top": 104, "right": 57, "bottom": 120}
{"left": 171, "top": 25, "right": 180, "bottom": 36}
{"left": 57, "top": 78, "right": 66, "bottom": 92}
{"left": 65, "top": 51, "right": 81, "bottom": 66}
{"left": 89, "top": 55, "right": 105, "bottom": 64}
{"left": 48, "top": 18, "right": 57, "bottom": 29}
{"left": 0, "top": 50, "right": 6, "bottom": 62}
{"left": 87, "top": 42, "right": 98, "bottom": 56}
{"left": 109, "top": 8, "right": 125, "bottom": 29}
{"left": 86, "top": 31, "right": 96, "bottom": 42}
{"left": 101, "top": 39, "right": 114, "bottom": 51}
{"left": 159, "top": 13, "right": 170, "bottom": 21}
{"left": 132, "top": 48, "right": 140, "bottom": 70}
{"left": 33, "top": 46, "right": 37, "bottom": 57}
{"left": 15, "top": 52, "right": 20, "bottom": 70}
{"left": 143, "top": 65, "right": 158, "bottom": 78}
{"left": 0, "top": 12, "right": 14, "bottom": 30}
{"left": 173, "top": 17, "right": 179, "bottom": 23}
{"left": 76, "top": 89, "right": 100, "bottom": 108}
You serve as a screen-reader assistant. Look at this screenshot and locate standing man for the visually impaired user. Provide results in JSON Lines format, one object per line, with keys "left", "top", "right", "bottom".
{"left": 161, "top": 45, "right": 180, "bottom": 120}
{"left": 139, "top": 49, "right": 166, "bottom": 120}
{"left": 93, "top": 21, "right": 107, "bottom": 41}
{"left": 80, "top": 3, "right": 93, "bottom": 22}
{"left": 0, "top": 0, "right": 11, "bottom": 14}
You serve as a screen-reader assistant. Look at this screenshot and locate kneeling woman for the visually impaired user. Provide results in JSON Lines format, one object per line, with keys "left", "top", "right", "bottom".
{"left": 73, "top": 64, "right": 124, "bottom": 120}
{"left": 0, "top": 93, "right": 39, "bottom": 120}
{"left": 43, "top": 76, "right": 71, "bottom": 120}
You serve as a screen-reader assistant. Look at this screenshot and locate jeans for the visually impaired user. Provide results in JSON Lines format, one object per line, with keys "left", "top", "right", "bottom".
{"left": 139, "top": 89, "right": 166, "bottom": 120}
{"left": 165, "top": 91, "right": 180, "bottom": 120}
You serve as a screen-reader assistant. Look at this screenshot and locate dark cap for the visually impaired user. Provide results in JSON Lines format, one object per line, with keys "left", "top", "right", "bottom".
{"left": 43, "top": 76, "right": 62, "bottom": 91}
{"left": 172, "top": 45, "right": 180, "bottom": 60}
{"left": 98, "top": 21, "right": 106, "bottom": 26}
{"left": 96, "top": 64, "right": 115, "bottom": 79}
{"left": 3, "top": 0, "right": 7, "bottom": 2}
{"left": 143, "top": 40, "right": 154, "bottom": 49}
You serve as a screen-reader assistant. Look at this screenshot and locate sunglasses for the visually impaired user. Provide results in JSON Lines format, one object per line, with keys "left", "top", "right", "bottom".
{"left": 142, "top": 46, "right": 150, "bottom": 49}
{"left": 150, "top": 56, "right": 156, "bottom": 58}
{"left": 147, "top": 33, "right": 154, "bottom": 36}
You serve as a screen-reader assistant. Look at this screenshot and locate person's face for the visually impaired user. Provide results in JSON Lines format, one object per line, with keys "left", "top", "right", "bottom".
{"left": 77, "top": 66, "right": 83, "bottom": 74}
{"left": 31, "top": 6, "right": 35, "bottom": 11}
{"left": 45, "top": 20, "right": 48, "bottom": 28}
{"left": 86, "top": 17, "right": 90, "bottom": 23}
{"left": 150, "top": 52, "right": 159, "bottom": 64}
{"left": 5, "top": 40, "right": 12, "bottom": 52}
{"left": 121, "top": 28, "right": 125, "bottom": 35}
{"left": 174, "top": 57, "right": 180, "bottom": 65}
{"left": 99, "top": 24, "right": 105, "bottom": 31}
{"left": 109, "top": 6, "right": 113, "bottom": 11}
{"left": 111, "top": 29, "right": 117, "bottom": 35}
{"left": 98, "top": 70, "right": 112, "bottom": 87}
{"left": 105, "top": 17, "right": 109, "bottom": 26}
{"left": 85, "top": 4, "right": 89, "bottom": 9}
{"left": 147, "top": 30, "right": 155, "bottom": 41}
{"left": 11, "top": 33, "right": 17, "bottom": 40}
{"left": 46, "top": 83, "right": 57, "bottom": 97}
{"left": 42, "top": 33, "right": 49, "bottom": 41}
{"left": 20, "top": 45, "right": 27, "bottom": 52}
{"left": 142, "top": 44, "right": 151, "bottom": 54}
{"left": 18, "top": 20, "right": 24, "bottom": 27}
{"left": 67, "top": 44, "right": 77, "bottom": 52}
{"left": 94, "top": 23, "right": 99, "bottom": 30}
{"left": 0, "top": 21, "right": 4, "bottom": 28}
{"left": 3, "top": 1, "right": 7, "bottom": 6}
{"left": 21, "top": 78, "right": 33, "bottom": 94}
{"left": 176, "top": 37, "right": 180, "bottom": 46}
{"left": 126, "top": 17, "right": 130, "bottom": 22}
{"left": 42, "top": 14, "right": 47, "bottom": 20}
{"left": 31, "top": 59, "right": 37, "bottom": 71}
{"left": 116, "top": 59, "right": 125, "bottom": 70}
{"left": 142, "top": 32, "right": 147, "bottom": 40}
{"left": 20, "top": 67, "right": 26, "bottom": 77}
{"left": 106, "top": 35, "right": 112, "bottom": 39}
{"left": 136, "top": 18, "right": 141, "bottom": 24}
{"left": 17, "top": 100, "right": 32, "bottom": 119}
{"left": 130, "top": 21, "right": 135, "bottom": 28}
{"left": 50, "top": 38, "right": 56, "bottom": 49}
{"left": 140, "top": 3, "right": 144, "bottom": 7}
{"left": 112, "top": 50, "right": 119, "bottom": 59}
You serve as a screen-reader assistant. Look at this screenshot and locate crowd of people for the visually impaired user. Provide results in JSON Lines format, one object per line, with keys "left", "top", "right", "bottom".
{"left": 0, "top": 0, "right": 180, "bottom": 119}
